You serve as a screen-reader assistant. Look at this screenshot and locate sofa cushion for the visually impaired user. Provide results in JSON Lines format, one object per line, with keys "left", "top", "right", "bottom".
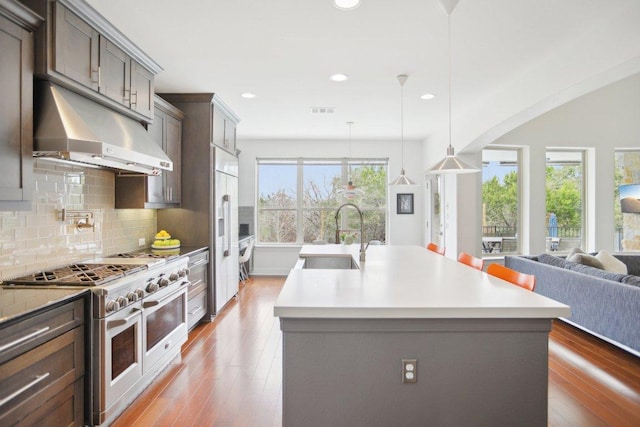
{"left": 620, "top": 275, "right": 640, "bottom": 288}
{"left": 537, "top": 253, "right": 568, "bottom": 268}
{"left": 567, "top": 252, "right": 605, "bottom": 270}
{"left": 563, "top": 261, "right": 627, "bottom": 282}
{"left": 596, "top": 250, "right": 628, "bottom": 274}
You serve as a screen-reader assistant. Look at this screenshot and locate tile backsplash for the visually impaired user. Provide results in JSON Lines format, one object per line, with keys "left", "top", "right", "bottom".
{"left": 0, "top": 160, "right": 157, "bottom": 281}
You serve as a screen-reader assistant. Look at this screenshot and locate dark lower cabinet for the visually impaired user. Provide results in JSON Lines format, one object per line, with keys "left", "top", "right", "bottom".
{"left": 0, "top": 297, "right": 86, "bottom": 427}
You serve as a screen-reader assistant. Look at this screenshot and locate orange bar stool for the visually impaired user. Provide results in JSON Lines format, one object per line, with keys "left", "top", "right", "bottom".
{"left": 426, "top": 242, "right": 445, "bottom": 255}
{"left": 486, "top": 263, "right": 536, "bottom": 292}
{"left": 457, "top": 252, "right": 484, "bottom": 271}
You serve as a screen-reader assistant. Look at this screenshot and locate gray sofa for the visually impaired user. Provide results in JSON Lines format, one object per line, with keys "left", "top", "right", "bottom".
{"left": 505, "top": 253, "right": 640, "bottom": 356}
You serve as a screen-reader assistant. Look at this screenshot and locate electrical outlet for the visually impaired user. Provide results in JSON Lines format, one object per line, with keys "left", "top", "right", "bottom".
{"left": 138, "top": 238, "right": 145, "bottom": 247}
{"left": 402, "top": 359, "right": 417, "bottom": 383}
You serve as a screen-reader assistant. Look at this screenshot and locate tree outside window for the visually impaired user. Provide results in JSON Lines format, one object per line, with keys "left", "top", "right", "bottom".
{"left": 258, "top": 159, "right": 387, "bottom": 245}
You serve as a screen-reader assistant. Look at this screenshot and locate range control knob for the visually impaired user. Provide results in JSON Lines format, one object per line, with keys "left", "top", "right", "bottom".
{"left": 116, "top": 296, "right": 128, "bottom": 308}
{"left": 135, "top": 288, "right": 145, "bottom": 299}
{"left": 146, "top": 282, "right": 159, "bottom": 293}
{"left": 169, "top": 272, "right": 179, "bottom": 281}
{"left": 105, "top": 299, "right": 118, "bottom": 313}
{"left": 158, "top": 277, "right": 170, "bottom": 288}
{"left": 178, "top": 268, "right": 188, "bottom": 277}
{"left": 126, "top": 292, "right": 138, "bottom": 303}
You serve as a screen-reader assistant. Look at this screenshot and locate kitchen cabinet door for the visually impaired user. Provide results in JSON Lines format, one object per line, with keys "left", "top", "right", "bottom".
{"left": 130, "top": 60, "right": 154, "bottom": 119}
{"left": 99, "top": 37, "right": 131, "bottom": 107}
{"left": 224, "top": 116, "right": 236, "bottom": 153}
{"left": 53, "top": 4, "right": 99, "bottom": 91}
{"left": 0, "top": 11, "right": 34, "bottom": 208}
{"left": 212, "top": 106, "right": 225, "bottom": 149}
{"left": 164, "top": 114, "right": 182, "bottom": 203}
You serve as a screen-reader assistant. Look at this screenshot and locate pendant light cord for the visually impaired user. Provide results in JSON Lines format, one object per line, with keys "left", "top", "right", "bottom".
{"left": 447, "top": 12, "right": 452, "bottom": 151}
{"left": 400, "top": 79, "right": 405, "bottom": 171}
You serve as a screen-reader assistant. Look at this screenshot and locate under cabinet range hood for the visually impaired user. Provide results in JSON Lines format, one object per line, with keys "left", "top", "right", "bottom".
{"left": 33, "top": 82, "right": 172, "bottom": 175}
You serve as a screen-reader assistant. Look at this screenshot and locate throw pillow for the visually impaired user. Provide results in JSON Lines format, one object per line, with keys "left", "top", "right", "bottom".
{"left": 620, "top": 275, "right": 640, "bottom": 288}
{"left": 538, "top": 253, "right": 568, "bottom": 269}
{"left": 567, "top": 252, "right": 605, "bottom": 270}
{"left": 595, "top": 250, "right": 628, "bottom": 274}
{"left": 567, "top": 247, "right": 585, "bottom": 259}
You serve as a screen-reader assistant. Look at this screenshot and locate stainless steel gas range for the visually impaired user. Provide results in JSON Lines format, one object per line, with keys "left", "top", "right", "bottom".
{"left": 4, "top": 253, "right": 190, "bottom": 426}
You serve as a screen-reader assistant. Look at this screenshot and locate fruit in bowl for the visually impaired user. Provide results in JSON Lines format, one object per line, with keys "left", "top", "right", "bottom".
{"left": 153, "top": 238, "right": 180, "bottom": 247}
{"left": 155, "top": 230, "right": 171, "bottom": 240}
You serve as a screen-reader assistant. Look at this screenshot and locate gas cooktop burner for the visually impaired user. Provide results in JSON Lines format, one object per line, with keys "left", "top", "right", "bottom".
{"left": 5, "top": 263, "right": 145, "bottom": 286}
{"left": 114, "top": 250, "right": 179, "bottom": 260}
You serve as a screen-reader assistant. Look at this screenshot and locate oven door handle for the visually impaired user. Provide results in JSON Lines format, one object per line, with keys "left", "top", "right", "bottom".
{"left": 143, "top": 282, "right": 190, "bottom": 308}
{"left": 107, "top": 308, "right": 141, "bottom": 329}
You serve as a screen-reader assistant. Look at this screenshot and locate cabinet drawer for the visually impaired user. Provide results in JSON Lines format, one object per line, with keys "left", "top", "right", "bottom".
{"left": 188, "top": 250, "right": 209, "bottom": 269}
{"left": 0, "top": 327, "right": 84, "bottom": 426}
{"left": 187, "top": 290, "right": 207, "bottom": 330}
{"left": 0, "top": 298, "right": 84, "bottom": 364}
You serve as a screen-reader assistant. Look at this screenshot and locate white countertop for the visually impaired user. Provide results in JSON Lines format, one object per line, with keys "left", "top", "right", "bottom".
{"left": 274, "top": 245, "right": 571, "bottom": 319}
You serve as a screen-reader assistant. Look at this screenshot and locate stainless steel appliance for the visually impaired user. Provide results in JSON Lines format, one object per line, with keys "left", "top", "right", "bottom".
{"left": 4, "top": 254, "right": 190, "bottom": 426}
{"left": 157, "top": 146, "right": 239, "bottom": 318}
{"left": 214, "top": 149, "right": 239, "bottom": 313}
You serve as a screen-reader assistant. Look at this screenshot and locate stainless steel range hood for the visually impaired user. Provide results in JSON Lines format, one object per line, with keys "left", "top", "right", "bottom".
{"left": 33, "top": 81, "right": 172, "bottom": 175}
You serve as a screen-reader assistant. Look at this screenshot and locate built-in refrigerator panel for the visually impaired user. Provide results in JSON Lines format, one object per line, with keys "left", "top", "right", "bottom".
{"left": 214, "top": 148, "right": 239, "bottom": 313}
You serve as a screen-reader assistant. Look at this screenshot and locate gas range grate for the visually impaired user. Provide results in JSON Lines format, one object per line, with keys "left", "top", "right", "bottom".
{"left": 5, "top": 263, "right": 146, "bottom": 286}
{"left": 114, "top": 250, "right": 179, "bottom": 260}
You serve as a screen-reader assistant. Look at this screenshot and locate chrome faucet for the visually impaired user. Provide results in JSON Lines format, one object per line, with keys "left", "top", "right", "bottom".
{"left": 335, "top": 202, "right": 367, "bottom": 262}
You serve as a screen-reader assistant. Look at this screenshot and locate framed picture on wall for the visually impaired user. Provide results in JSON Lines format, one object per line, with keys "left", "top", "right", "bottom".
{"left": 397, "top": 193, "right": 414, "bottom": 214}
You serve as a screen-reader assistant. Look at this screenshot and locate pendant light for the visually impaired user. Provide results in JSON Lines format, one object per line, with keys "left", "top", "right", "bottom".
{"left": 338, "top": 121, "right": 363, "bottom": 199}
{"left": 390, "top": 74, "right": 416, "bottom": 185}
{"left": 427, "top": 0, "right": 479, "bottom": 174}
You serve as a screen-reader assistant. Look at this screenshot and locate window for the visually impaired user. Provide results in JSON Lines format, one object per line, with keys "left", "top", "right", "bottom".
{"left": 614, "top": 151, "right": 640, "bottom": 251}
{"left": 481, "top": 148, "right": 520, "bottom": 255}
{"left": 545, "top": 150, "right": 584, "bottom": 252}
{"left": 257, "top": 158, "right": 388, "bottom": 245}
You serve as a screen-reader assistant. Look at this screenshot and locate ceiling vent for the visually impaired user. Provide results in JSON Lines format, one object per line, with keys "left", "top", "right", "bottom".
{"left": 310, "top": 107, "right": 335, "bottom": 114}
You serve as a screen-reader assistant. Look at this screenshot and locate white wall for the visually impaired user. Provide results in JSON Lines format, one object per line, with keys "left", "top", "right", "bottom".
{"left": 440, "top": 74, "right": 640, "bottom": 254}
{"left": 237, "top": 138, "right": 423, "bottom": 275}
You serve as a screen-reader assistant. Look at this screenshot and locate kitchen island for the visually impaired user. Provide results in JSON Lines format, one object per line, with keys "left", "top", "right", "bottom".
{"left": 274, "top": 245, "right": 571, "bottom": 427}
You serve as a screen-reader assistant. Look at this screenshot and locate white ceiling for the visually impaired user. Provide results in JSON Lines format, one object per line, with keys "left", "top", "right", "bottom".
{"left": 86, "top": 0, "right": 640, "bottom": 145}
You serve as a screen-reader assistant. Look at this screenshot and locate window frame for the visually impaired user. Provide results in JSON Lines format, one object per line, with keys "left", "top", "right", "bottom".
{"left": 256, "top": 157, "right": 388, "bottom": 246}
{"left": 481, "top": 146, "right": 522, "bottom": 256}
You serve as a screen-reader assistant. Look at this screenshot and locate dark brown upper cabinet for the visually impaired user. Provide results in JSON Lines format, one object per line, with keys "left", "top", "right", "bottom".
{"left": 22, "top": 0, "right": 161, "bottom": 123}
{"left": 0, "top": 0, "right": 41, "bottom": 211}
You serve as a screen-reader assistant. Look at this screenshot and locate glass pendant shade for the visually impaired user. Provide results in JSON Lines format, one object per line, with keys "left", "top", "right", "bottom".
{"left": 390, "top": 74, "right": 415, "bottom": 186}
{"left": 427, "top": 0, "right": 480, "bottom": 175}
{"left": 390, "top": 169, "right": 416, "bottom": 185}
{"left": 428, "top": 146, "right": 479, "bottom": 174}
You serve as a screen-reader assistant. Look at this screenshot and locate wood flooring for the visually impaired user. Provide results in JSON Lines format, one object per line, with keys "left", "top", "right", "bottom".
{"left": 112, "top": 276, "right": 640, "bottom": 427}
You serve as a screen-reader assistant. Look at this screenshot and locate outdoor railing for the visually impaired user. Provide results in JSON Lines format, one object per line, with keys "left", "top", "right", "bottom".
{"left": 481, "top": 226, "right": 582, "bottom": 239}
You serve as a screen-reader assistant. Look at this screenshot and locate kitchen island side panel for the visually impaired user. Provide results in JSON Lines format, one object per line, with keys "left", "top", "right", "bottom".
{"left": 280, "top": 317, "right": 551, "bottom": 427}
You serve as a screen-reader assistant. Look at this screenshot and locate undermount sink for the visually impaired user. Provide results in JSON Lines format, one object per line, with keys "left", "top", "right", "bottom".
{"left": 297, "top": 256, "right": 359, "bottom": 270}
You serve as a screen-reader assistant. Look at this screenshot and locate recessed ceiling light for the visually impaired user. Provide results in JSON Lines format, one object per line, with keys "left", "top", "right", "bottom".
{"left": 330, "top": 73, "right": 349, "bottom": 82}
{"left": 334, "top": 0, "right": 361, "bottom": 10}
{"left": 421, "top": 93, "right": 435, "bottom": 100}
{"left": 241, "top": 93, "right": 256, "bottom": 99}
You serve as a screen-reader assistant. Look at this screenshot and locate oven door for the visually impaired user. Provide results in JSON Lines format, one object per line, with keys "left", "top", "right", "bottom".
{"left": 142, "top": 282, "right": 189, "bottom": 374}
{"left": 94, "top": 302, "right": 143, "bottom": 424}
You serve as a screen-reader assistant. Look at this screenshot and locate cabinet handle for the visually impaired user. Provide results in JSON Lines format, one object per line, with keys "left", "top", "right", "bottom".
{"left": 131, "top": 91, "right": 138, "bottom": 106}
{"left": 0, "top": 373, "right": 50, "bottom": 407}
{"left": 0, "top": 326, "right": 50, "bottom": 353}
{"left": 91, "top": 68, "right": 99, "bottom": 83}
{"left": 124, "top": 88, "right": 131, "bottom": 103}
{"left": 188, "top": 306, "right": 203, "bottom": 315}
